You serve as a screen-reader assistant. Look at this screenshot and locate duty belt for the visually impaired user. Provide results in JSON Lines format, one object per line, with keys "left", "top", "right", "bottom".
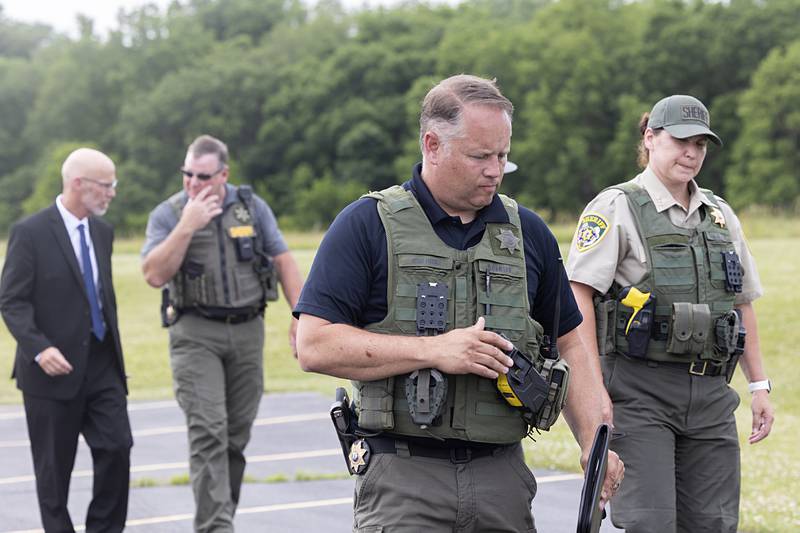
{"left": 365, "top": 436, "right": 505, "bottom": 464}
{"left": 183, "top": 307, "right": 263, "bottom": 324}
{"left": 622, "top": 355, "right": 728, "bottom": 377}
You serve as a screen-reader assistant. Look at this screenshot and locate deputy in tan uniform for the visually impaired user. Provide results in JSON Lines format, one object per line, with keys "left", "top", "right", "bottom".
{"left": 566, "top": 95, "right": 774, "bottom": 533}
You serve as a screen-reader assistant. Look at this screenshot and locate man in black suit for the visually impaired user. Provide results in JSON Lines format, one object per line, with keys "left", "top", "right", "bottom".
{"left": 0, "top": 148, "right": 132, "bottom": 533}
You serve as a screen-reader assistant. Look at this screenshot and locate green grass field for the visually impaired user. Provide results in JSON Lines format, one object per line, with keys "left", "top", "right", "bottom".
{"left": 1, "top": 223, "right": 797, "bottom": 532}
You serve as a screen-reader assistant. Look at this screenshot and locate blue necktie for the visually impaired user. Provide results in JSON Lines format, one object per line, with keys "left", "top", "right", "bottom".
{"left": 78, "top": 224, "right": 106, "bottom": 341}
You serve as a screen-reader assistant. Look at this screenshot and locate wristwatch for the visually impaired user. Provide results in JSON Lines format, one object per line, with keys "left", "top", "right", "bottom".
{"left": 747, "top": 380, "right": 771, "bottom": 393}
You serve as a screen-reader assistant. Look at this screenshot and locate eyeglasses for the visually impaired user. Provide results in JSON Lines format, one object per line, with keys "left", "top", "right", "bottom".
{"left": 180, "top": 165, "right": 225, "bottom": 181}
{"left": 82, "top": 177, "right": 118, "bottom": 190}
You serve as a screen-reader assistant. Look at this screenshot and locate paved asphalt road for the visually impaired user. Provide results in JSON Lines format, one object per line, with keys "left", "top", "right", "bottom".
{"left": 0, "top": 393, "right": 623, "bottom": 532}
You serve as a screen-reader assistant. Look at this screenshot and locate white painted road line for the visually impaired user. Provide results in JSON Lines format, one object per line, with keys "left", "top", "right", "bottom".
{"left": 2, "top": 472, "right": 583, "bottom": 533}
{"left": 0, "top": 473, "right": 583, "bottom": 532}
{"left": 1, "top": 498, "right": 355, "bottom": 533}
{"left": 253, "top": 413, "right": 329, "bottom": 426}
{"left": 0, "top": 440, "right": 30, "bottom": 448}
{"left": 127, "top": 401, "right": 184, "bottom": 412}
{"left": 538, "top": 473, "right": 583, "bottom": 483}
{"left": 0, "top": 448, "right": 580, "bottom": 486}
{"left": 235, "top": 497, "right": 354, "bottom": 515}
{"left": 0, "top": 400, "right": 182, "bottom": 421}
{"left": 246, "top": 449, "right": 341, "bottom": 463}
{"left": 0, "top": 412, "right": 330, "bottom": 448}
{"left": 0, "top": 449, "right": 343, "bottom": 486}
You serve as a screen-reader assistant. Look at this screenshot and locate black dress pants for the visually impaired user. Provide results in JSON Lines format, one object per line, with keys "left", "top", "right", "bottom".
{"left": 23, "top": 335, "right": 132, "bottom": 533}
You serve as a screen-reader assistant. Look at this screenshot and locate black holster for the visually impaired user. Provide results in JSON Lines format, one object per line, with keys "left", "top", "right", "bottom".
{"left": 160, "top": 287, "right": 180, "bottom": 327}
{"left": 625, "top": 298, "right": 656, "bottom": 358}
{"left": 714, "top": 308, "right": 746, "bottom": 383}
{"left": 330, "top": 387, "right": 356, "bottom": 473}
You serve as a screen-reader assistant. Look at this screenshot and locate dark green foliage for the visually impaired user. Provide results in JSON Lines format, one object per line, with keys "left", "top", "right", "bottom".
{"left": 1, "top": 0, "right": 799, "bottom": 234}
{"left": 728, "top": 40, "right": 800, "bottom": 210}
{"left": 285, "top": 170, "right": 365, "bottom": 231}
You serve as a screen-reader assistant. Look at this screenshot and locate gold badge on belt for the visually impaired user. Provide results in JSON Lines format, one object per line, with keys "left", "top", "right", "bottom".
{"left": 348, "top": 438, "right": 371, "bottom": 475}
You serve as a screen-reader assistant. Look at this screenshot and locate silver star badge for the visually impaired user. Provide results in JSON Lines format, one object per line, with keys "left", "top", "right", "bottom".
{"left": 495, "top": 228, "right": 521, "bottom": 253}
{"left": 233, "top": 204, "right": 252, "bottom": 223}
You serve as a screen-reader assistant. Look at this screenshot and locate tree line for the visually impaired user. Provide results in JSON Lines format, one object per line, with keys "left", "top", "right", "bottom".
{"left": 0, "top": 0, "right": 798, "bottom": 234}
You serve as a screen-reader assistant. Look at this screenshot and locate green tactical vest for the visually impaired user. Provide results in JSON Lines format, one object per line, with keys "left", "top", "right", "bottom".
{"left": 167, "top": 188, "right": 267, "bottom": 311}
{"left": 352, "top": 185, "right": 545, "bottom": 444}
{"left": 595, "top": 183, "right": 738, "bottom": 363}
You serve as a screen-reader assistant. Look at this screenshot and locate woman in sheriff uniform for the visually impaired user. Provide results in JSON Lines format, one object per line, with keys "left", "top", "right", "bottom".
{"left": 566, "top": 95, "right": 774, "bottom": 533}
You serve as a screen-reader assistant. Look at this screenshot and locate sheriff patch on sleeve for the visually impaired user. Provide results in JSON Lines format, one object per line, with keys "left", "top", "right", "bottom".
{"left": 575, "top": 213, "right": 609, "bottom": 252}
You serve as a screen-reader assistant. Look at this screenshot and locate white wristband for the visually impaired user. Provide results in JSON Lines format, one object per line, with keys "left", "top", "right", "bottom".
{"left": 748, "top": 380, "right": 771, "bottom": 393}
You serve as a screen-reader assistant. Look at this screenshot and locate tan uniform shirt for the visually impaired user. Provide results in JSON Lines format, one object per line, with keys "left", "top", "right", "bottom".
{"left": 566, "top": 166, "right": 762, "bottom": 304}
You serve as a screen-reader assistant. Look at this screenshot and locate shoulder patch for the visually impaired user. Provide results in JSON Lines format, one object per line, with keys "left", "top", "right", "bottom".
{"left": 575, "top": 213, "right": 610, "bottom": 252}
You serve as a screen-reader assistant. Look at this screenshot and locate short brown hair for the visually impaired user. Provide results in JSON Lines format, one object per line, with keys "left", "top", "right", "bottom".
{"left": 187, "top": 134, "right": 228, "bottom": 165}
{"left": 419, "top": 74, "right": 514, "bottom": 149}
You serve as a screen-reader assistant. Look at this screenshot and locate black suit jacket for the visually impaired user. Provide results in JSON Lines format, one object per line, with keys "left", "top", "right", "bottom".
{"left": 0, "top": 204, "right": 126, "bottom": 400}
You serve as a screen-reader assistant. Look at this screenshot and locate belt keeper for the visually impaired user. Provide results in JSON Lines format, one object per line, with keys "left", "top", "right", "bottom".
{"left": 450, "top": 447, "right": 472, "bottom": 464}
{"left": 395, "top": 439, "right": 410, "bottom": 457}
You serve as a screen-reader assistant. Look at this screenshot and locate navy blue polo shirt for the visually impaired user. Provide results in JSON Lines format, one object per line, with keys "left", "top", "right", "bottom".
{"left": 294, "top": 163, "right": 582, "bottom": 339}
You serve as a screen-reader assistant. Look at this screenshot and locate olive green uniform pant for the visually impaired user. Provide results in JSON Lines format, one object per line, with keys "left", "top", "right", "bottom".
{"left": 601, "top": 355, "right": 740, "bottom": 533}
{"left": 352, "top": 442, "right": 537, "bottom": 532}
{"left": 169, "top": 313, "right": 265, "bottom": 533}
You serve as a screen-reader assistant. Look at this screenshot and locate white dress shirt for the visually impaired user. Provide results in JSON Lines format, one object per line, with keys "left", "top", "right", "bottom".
{"left": 55, "top": 195, "right": 102, "bottom": 299}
